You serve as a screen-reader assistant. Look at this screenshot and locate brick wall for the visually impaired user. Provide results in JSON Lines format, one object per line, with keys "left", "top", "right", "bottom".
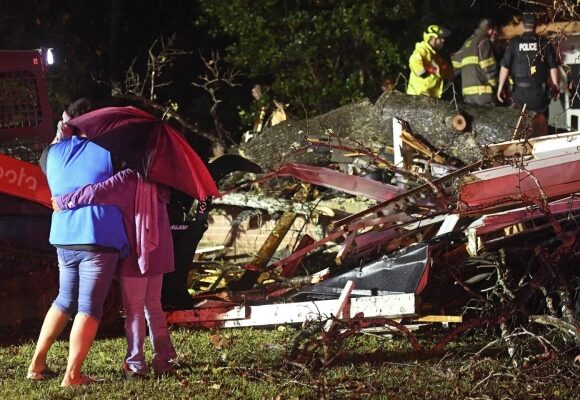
{"left": 198, "top": 206, "right": 323, "bottom": 258}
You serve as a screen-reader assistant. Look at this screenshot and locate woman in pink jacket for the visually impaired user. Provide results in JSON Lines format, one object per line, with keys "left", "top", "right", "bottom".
{"left": 53, "top": 168, "right": 178, "bottom": 379}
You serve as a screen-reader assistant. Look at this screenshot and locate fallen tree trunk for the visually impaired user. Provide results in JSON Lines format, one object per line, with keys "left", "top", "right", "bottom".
{"left": 239, "top": 99, "right": 382, "bottom": 170}
{"left": 239, "top": 90, "right": 525, "bottom": 170}
{"left": 374, "top": 91, "right": 524, "bottom": 163}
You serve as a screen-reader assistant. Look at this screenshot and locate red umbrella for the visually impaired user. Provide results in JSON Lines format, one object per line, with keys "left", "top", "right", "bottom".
{"left": 65, "top": 106, "right": 220, "bottom": 200}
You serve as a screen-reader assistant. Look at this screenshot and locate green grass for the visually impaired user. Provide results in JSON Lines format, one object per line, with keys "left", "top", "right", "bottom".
{"left": 0, "top": 324, "right": 578, "bottom": 399}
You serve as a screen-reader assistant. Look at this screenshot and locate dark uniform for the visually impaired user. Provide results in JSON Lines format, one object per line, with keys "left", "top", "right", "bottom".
{"left": 500, "top": 31, "right": 559, "bottom": 114}
{"left": 452, "top": 29, "right": 497, "bottom": 105}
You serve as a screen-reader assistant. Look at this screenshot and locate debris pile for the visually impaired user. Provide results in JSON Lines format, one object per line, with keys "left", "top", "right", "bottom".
{"left": 171, "top": 108, "right": 580, "bottom": 359}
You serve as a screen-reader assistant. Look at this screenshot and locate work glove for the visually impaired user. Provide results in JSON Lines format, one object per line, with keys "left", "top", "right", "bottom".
{"left": 425, "top": 65, "right": 438, "bottom": 75}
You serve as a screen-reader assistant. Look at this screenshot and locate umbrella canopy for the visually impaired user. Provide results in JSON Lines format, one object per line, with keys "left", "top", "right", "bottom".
{"left": 66, "top": 106, "right": 220, "bottom": 200}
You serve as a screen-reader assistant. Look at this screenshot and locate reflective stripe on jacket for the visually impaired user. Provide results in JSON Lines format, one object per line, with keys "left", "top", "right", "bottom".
{"left": 407, "top": 40, "right": 448, "bottom": 98}
{"left": 452, "top": 31, "right": 497, "bottom": 98}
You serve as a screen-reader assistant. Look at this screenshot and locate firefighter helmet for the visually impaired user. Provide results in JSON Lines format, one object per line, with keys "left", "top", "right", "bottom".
{"left": 423, "top": 25, "right": 451, "bottom": 42}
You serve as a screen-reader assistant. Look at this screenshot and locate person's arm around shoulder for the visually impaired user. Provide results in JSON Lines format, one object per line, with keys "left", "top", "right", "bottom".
{"left": 53, "top": 169, "right": 137, "bottom": 211}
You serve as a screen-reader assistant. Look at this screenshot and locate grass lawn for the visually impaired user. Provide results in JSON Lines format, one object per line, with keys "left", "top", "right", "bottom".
{"left": 0, "top": 322, "right": 578, "bottom": 399}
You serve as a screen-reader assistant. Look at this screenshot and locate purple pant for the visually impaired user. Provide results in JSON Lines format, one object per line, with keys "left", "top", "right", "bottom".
{"left": 120, "top": 273, "right": 177, "bottom": 374}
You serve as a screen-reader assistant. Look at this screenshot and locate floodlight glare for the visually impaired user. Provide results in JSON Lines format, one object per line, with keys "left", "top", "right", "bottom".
{"left": 46, "top": 48, "right": 54, "bottom": 65}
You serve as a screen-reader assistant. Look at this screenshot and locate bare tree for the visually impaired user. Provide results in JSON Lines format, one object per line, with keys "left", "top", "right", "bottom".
{"left": 191, "top": 51, "right": 243, "bottom": 145}
{"left": 95, "top": 34, "right": 227, "bottom": 144}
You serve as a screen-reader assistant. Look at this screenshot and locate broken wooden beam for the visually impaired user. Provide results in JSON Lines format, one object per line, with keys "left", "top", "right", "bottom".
{"left": 414, "top": 315, "right": 463, "bottom": 323}
{"left": 280, "top": 234, "right": 315, "bottom": 278}
{"left": 253, "top": 212, "right": 298, "bottom": 270}
{"left": 323, "top": 280, "right": 355, "bottom": 332}
{"left": 165, "top": 292, "right": 416, "bottom": 328}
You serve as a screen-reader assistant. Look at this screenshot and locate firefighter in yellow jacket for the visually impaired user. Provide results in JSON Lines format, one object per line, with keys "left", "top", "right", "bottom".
{"left": 452, "top": 19, "right": 498, "bottom": 105}
{"left": 407, "top": 25, "right": 452, "bottom": 98}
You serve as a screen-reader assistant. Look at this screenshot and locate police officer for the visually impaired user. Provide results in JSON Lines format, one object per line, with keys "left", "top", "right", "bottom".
{"left": 496, "top": 13, "right": 560, "bottom": 118}
{"left": 452, "top": 19, "right": 498, "bottom": 105}
{"left": 407, "top": 25, "right": 453, "bottom": 99}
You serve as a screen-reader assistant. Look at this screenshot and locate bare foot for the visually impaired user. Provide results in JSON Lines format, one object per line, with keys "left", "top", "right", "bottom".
{"left": 61, "top": 375, "right": 100, "bottom": 387}
{"left": 27, "top": 360, "right": 47, "bottom": 373}
{"left": 26, "top": 365, "right": 55, "bottom": 381}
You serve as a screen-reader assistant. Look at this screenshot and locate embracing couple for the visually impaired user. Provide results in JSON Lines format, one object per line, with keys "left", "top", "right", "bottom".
{"left": 26, "top": 98, "right": 179, "bottom": 386}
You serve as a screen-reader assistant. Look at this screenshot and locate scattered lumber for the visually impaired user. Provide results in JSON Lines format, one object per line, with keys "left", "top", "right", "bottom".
{"left": 166, "top": 292, "right": 415, "bottom": 328}
{"left": 181, "top": 110, "right": 580, "bottom": 361}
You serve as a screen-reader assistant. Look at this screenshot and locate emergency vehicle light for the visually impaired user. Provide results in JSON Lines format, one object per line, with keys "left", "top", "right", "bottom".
{"left": 45, "top": 48, "right": 54, "bottom": 65}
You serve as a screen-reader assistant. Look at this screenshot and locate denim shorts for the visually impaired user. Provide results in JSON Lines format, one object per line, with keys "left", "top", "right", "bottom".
{"left": 53, "top": 248, "right": 119, "bottom": 321}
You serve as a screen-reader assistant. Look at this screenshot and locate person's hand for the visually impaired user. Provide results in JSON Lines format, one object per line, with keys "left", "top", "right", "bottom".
{"left": 496, "top": 89, "right": 505, "bottom": 104}
{"left": 425, "top": 65, "right": 438, "bottom": 75}
{"left": 51, "top": 197, "right": 62, "bottom": 212}
{"left": 54, "top": 120, "right": 65, "bottom": 142}
{"left": 549, "top": 84, "right": 560, "bottom": 101}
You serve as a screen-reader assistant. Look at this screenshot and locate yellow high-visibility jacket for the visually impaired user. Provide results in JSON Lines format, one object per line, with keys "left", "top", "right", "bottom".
{"left": 407, "top": 41, "right": 451, "bottom": 98}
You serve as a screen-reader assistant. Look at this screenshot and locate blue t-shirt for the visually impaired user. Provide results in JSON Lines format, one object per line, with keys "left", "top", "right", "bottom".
{"left": 46, "top": 137, "right": 129, "bottom": 257}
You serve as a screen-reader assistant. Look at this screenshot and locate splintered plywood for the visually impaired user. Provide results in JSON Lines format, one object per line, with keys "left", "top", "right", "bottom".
{"left": 166, "top": 293, "right": 415, "bottom": 327}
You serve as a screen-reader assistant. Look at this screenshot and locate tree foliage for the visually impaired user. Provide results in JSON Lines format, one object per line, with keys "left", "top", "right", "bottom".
{"left": 198, "top": 0, "right": 417, "bottom": 116}
{"left": 0, "top": 0, "right": 518, "bottom": 136}
{"left": 198, "top": 0, "right": 510, "bottom": 120}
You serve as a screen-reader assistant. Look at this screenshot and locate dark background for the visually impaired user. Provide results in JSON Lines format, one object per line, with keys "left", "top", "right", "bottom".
{"left": 1, "top": 0, "right": 530, "bottom": 155}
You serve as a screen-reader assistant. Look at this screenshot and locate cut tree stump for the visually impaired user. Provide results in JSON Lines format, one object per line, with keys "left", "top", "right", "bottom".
{"left": 452, "top": 114, "right": 467, "bottom": 132}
